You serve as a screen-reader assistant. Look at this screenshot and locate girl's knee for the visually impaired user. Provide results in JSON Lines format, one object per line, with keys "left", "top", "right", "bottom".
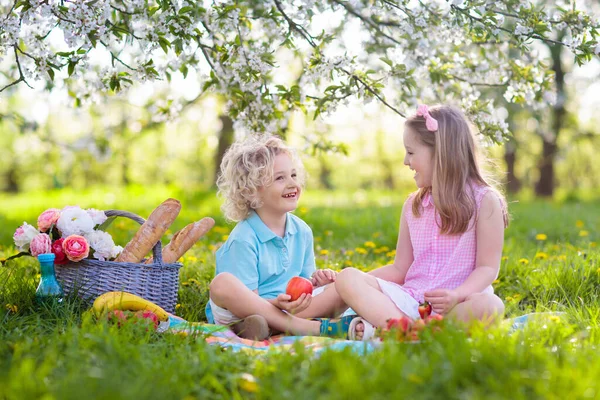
{"left": 465, "top": 293, "right": 505, "bottom": 318}
{"left": 335, "top": 268, "right": 361, "bottom": 293}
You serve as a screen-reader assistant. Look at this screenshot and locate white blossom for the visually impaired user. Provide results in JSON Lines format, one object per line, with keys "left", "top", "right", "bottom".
{"left": 57, "top": 206, "right": 95, "bottom": 237}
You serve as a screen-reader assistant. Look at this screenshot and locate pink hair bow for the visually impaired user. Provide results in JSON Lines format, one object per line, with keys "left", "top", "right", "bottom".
{"left": 416, "top": 104, "right": 438, "bottom": 132}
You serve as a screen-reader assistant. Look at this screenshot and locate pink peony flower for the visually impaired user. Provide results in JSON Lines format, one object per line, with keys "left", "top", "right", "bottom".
{"left": 37, "top": 208, "right": 61, "bottom": 232}
{"left": 13, "top": 222, "right": 39, "bottom": 251}
{"left": 51, "top": 238, "right": 68, "bottom": 265}
{"left": 62, "top": 235, "right": 90, "bottom": 262}
{"left": 30, "top": 233, "right": 52, "bottom": 257}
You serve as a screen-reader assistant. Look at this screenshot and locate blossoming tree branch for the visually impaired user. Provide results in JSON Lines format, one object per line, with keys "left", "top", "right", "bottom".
{"left": 0, "top": 0, "right": 598, "bottom": 142}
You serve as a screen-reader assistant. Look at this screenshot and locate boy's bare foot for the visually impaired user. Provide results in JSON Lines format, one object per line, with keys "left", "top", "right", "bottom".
{"left": 231, "top": 315, "right": 270, "bottom": 340}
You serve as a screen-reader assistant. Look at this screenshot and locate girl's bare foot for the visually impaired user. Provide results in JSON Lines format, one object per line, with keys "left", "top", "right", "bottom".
{"left": 354, "top": 321, "right": 365, "bottom": 340}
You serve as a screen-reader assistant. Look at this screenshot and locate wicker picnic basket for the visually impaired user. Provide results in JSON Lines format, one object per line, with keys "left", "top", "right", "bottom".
{"left": 54, "top": 209, "right": 182, "bottom": 313}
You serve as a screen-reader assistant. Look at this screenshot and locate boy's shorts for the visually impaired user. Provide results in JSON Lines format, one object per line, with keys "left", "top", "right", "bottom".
{"left": 210, "top": 285, "right": 327, "bottom": 325}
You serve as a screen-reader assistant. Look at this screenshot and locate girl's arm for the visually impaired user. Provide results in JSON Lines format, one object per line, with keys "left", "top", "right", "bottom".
{"left": 368, "top": 205, "right": 414, "bottom": 284}
{"left": 454, "top": 191, "right": 505, "bottom": 301}
{"left": 426, "top": 191, "right": 505, "bottom": 313}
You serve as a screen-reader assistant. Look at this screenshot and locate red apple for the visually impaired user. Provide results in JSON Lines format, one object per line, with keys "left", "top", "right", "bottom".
{"left": 134, "top": 310, "right": 160, "bottom": 330}
{"left": 106, "top": 309, "right": 128, "bottom": 327}
{"left": 285, "top": 276, "right": 313, "bottom": 301}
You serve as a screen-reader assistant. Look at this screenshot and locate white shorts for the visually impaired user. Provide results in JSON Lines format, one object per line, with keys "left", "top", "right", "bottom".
{"left": 375, "top": 278, "right": 421, "bottom": 320}
{"left": 210, "top": 285, "right": 327, "bottom": 325}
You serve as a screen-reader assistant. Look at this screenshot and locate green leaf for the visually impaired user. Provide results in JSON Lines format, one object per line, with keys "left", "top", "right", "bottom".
{"left": 68, "top": 61, "right": 76, "bottom": 76}
{"left": 47, "top": 68, "right": 55, "bottom": 81}
{"left": 179, "top": 6, "right": 194, "bottom": 14}
{"left": 180, "top": 64, "right": 188, "bottom": 78}
{"left": 158, "top": 37, "right": 171, "bottom": 54}
{"left": 380, "top": 57, "right": 393, "bottom": 67}
{"left": 97, "top": 216, "right": 116, "bottom": 231}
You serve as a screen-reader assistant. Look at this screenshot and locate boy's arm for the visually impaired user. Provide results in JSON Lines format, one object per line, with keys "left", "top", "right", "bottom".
{"left": 299, "top": 228, "right": 316, "bottom": 280}
{"left": 216, "top": 240, "right": 259, "bottom": 291}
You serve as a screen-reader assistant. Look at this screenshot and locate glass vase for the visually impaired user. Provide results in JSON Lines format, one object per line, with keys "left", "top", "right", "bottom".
{"left": 36, "top": 253, "right": 64, "bottom": 303}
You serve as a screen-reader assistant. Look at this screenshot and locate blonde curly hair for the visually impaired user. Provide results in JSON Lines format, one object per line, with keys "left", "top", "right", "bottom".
{"left": 217, "top": 134, "right": 306, "bottom": 222}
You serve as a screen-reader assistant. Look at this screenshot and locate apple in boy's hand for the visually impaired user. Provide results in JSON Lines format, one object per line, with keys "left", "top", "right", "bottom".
{"left": 418, "top": 301, "right": 432, "bottom": 319}
{"left": 285, "top": 276, "right": 313, "bottom": 301}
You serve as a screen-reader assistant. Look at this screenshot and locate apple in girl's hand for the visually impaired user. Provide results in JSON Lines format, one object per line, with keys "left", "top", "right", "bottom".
{"left": 285, "top": 276, "right": 313, "bottom": 301}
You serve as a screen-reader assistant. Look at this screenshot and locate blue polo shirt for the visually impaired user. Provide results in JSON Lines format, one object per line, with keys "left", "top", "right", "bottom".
{"left": 205, "top": 211, "right": 316, "bottom": 323}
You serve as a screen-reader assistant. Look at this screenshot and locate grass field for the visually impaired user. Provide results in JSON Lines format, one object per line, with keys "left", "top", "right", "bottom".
{"left": 1, "top": 185, "right": 599, "bottom": 399}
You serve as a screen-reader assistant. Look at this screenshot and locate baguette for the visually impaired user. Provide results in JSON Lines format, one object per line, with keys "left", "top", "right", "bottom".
{"left": 145, "top": 217, "right": 215, "bottom": 264}
{"left": 116, "top": 198, "right": 182, "bottom": 263}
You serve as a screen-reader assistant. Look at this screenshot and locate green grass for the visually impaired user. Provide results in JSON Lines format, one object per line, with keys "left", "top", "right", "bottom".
{"left": 1, "top": 186, "right": 600, "bottom": 399}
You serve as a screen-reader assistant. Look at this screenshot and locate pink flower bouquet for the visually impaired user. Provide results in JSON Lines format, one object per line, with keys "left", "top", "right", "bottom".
{"left": 7, "top": 206, "right": 123, "bottom": 265}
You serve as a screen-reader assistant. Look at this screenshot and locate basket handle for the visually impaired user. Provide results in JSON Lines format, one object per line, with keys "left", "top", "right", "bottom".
{"left": 103, "top": 209, "right": 165, "bottom": 265}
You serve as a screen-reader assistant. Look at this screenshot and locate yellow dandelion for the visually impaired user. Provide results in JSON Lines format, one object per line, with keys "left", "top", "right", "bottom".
{"left": 579, "top": 230, "right": 589, "bottom": 237}
{"left": 552, "top": 244, "right": 561, "bottom": 251}
{"left": 493, "top": 279, "right": 500, "bottom": 285}
{"left": 189, "top": 278, "right": 200, "bottom": 285}
{"left": 5, "top": 304, "right": 17, "bottom": 313}
{"left": 519, "top": 258, "right": 529, "bottom": 265}
{"left": 364, "top": 241, "right": 376, "bottom": 248}
{"left": 344, "top": 260, "right": 353, "bottom": 267}
{"left": 208, "top": 244, "right": 216, "bottom": 251}
{"left": 372, "top": 232, "right": 381, "bottom": 238}
{"left": 298, "top": 207, "right": 309, "bottom": 214}
{"left": 558, "top": 255, "right": 567, "bottom": 261}
{"left": 182, "top": 282, "right": 190, "bottom": 287}
{"left": 505, "top": 296, "right": 513, "bottom": 302}
{"left": 386, "top": 250, "right": 396, "bottom": 258}
{"left": 596, "top": 267, "right": 600, "bottom": 275}
{"left": 355, "top": 247, "right": 368, "bottom": 255}
{"left": 36, "top": 273, "right": 41, "bottom": 280}
{"left": 549, "top": 315, "right": 561, "bottom": 322}
{"left": 178, "top": 257, "right": 184, "bottom": 263}
{"left": 591, "top": 242, "right": 597, "bottom": 248}
{"left": 238, "top": 373, "right": 259, "bottom": 393}
{"left": 346, "top": 250, "right": 355, "bottom": 256}
{"left": 213, "top": 226, "right": 229, "bottom": 234}
{"left": 175, "top": 304, "right": 181, "bottom": 309}
{"left": 325, "top": 230, "right": 333, "bottom": 236}
{"left": 576, "top": 220, "right": 584, "bottom": 228}
{"left": 222, "top": 235, "right": 229, "bottom": 241}
{"left": 320, "top": 249, "right": 329, "bottom": 256}
{"left": 512, "top": 293, "right": 522, "bottom": 301}
{"left": 407, "top": 374, "right": 423, "bottom": 384}
{"left": 535, "top": 233, "right": 547, "bottom": 241}
{"left": 315, "top": 236, "right": 322, "bottom": 242}
{"left": 535, "top": 252, "right": 548, "bottom": 260}
{"left": 501, "top": 256, "right": 508, "bottom": 261}
{"left": 378, "top": 246, "right": 390, "bottom": 252}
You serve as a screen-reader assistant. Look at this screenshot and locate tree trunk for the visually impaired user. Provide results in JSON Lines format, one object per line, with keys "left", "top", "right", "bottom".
{"left": 535, "top": 41, "right": 565, "bottom": 197}
{"left": 213, "top": 115, "right": 235, "bottom": 186}
{"left": 503, "top": 139, "right": 521, "bottom": 193}
{"left": 318, "top": 156, "right": 334, "bottom": 190}
{"left": 5, "top": 164, "right": 19, "bottom": 193}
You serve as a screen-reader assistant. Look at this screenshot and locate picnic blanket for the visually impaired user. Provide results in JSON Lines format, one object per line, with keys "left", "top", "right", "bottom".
{"left": 158, "top": 312, "right": 564, "bottom": 355}
{"left": 159, "top": 314, "right": 379, "bottom": 355}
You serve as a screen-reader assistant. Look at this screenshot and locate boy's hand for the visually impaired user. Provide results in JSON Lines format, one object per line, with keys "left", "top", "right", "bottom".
{"left": 273, "top": 293, "right": 312, "bottom": 315}
{"left": 311, "top": 269, "right": 337, "bottom": 287}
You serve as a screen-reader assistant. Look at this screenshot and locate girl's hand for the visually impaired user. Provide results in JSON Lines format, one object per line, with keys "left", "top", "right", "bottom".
{"left": 273, "top": 293, "right": 312, "bottom": 314}
{"left": 311, "top": 269, "right": 337, "bottom": 287}
{"left": 424, "top": 289, "right": 460, "bottom": 315}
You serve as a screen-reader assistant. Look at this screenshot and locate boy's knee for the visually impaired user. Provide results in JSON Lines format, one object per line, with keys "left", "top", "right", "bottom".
{"left": 209, "top": 272, "right": 236, "bottom": 300}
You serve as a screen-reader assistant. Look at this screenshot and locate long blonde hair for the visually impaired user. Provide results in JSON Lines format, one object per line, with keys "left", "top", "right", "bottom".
{"left": 406, "top": 105, "right": 508, "bottom": 234}
{"left": 217, "top": 134, "right": 306, "bottom": 222}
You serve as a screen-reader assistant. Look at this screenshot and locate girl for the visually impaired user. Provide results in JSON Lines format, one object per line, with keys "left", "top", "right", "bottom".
{"left": 336, "top": 104, "right": 509, "bottom": 340}
{"left": 207, "top": 135, "right": 351, "bottom": 340}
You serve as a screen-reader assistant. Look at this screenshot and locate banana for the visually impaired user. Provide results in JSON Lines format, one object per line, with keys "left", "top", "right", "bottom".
{"left": 92, "top": 291, "right": 170, "bottom": 321}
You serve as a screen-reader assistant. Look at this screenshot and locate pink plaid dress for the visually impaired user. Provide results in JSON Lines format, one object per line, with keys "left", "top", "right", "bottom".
{"left": 376, "top": 183, "right": 495, "bottom": 318}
